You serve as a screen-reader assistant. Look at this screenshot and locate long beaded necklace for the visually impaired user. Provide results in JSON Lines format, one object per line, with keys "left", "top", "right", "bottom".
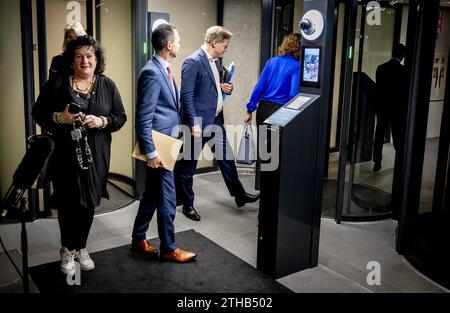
{"left": 69, "top": 75, "right": 95, "bottom": 170}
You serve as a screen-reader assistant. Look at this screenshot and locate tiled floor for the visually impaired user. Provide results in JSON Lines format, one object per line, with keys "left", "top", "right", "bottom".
{"left": 0, "top": 171, "right": 448, "bottom": 293}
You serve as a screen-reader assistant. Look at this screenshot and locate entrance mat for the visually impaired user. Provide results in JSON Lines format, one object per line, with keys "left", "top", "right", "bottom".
{"left": 29, "top": 230, "right": 292, "bottom": 293}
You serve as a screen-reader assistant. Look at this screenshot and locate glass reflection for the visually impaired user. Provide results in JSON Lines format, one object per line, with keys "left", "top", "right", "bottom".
{"left": 342, "top": 3, "right": 408, "bottom": 220}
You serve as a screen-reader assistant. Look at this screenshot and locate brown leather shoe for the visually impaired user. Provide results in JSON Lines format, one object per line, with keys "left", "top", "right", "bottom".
{"left": 130, "top": 239, "right": 158, "bottom": 256}
{"left": 161, "top": 248, "right": 197, "bottom": 263}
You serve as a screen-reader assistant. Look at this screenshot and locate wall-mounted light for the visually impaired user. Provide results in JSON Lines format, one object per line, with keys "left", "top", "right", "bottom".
{"left": 299, "top": 10, "right": 324, "bottom": 41}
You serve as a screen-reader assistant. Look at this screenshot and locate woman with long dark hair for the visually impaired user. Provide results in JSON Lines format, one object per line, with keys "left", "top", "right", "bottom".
{"left": 32, "top": 36, "right": 127, "bottom": 275}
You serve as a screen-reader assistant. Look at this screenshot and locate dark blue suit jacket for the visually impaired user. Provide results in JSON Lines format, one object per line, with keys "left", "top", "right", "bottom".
{"left": 135, "top": 57, "right": 180, "bottom": 156}
{"left": 180, "top": 48, "right": 219, "bottom": 129}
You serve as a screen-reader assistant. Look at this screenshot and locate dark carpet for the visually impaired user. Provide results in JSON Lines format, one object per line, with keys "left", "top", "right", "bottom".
{"left": 29, "top": 230, "right": 292, "bottom": 293}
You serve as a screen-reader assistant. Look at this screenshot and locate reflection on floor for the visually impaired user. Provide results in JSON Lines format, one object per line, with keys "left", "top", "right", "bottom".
{"left": 0, "top": 172, "right": 447, "bottom": 293}
{"left": 322, "top": 179, "right": 391, "bottom": 220}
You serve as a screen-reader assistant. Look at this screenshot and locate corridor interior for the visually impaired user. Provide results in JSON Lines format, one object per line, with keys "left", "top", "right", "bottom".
{"left": 0, "top": 165, "right": 447, "bottom": 293}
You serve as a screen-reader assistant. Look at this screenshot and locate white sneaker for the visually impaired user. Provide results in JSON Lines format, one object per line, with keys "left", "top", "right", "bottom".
{"left": 60, "top": 247, "right": 76, "bottom": 275}
{"left": 75, "top": 248, "right": 95, "bottom": 271}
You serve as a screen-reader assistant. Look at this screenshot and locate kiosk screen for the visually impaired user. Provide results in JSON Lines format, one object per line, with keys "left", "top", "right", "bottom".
{"left": 301, "top": 46, "right": 322, "bottom": 87}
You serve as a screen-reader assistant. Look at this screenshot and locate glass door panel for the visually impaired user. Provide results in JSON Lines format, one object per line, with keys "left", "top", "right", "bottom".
{"left": 401, "top": 5, "right": 450, "bottom": 290}
{"left": 342, "top": 3, "right": 407, "bottom": 220}
{"left": 45, "top": 0, "right": 88, "bottom": 76}
{"left": 322, "top": 2, "right": 346, "bottom": 218}
{"left": 98, "top": 0, "right": 134, "bottom": 182}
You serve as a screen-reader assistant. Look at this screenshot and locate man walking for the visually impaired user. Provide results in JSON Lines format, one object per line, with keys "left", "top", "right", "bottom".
{"left": 175, "top": 26, "right": 259, "bottom": 222}
{"left": 132, "top": 23, "right": 196, "bottom": 262}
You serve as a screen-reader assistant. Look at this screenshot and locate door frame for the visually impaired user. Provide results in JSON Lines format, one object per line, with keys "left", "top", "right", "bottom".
{"left": 396, "top": 0, "right": 440, "bottom": 253}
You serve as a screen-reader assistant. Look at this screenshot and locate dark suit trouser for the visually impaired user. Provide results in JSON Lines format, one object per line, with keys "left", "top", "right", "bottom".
{"left": 175, "top": 112, "right": 246, "bottom": 208}
{"left": 373, "top": 112, "right": 405, "bottom": 219}
{"left": 373, "top": 112, "right": 389, "bottom": 164}
{"left": 390, "top": 121, "right": 405, "bottom": 219}
{"left": 374, "top": 111, "right": 405, "bottom": 163}
{"left": 132, "top": 167, "right": 177, "bottom": 253}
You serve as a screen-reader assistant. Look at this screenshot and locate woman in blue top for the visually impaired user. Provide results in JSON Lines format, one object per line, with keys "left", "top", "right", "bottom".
{"left": 244, "top": 33, "right": 301, "bottom": 125}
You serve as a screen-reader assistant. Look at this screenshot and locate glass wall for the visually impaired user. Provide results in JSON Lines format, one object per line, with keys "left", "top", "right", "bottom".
{"left": 418, "top": 7, "right": 450, "bottom": 214}
{"left": 342, "top": 4, "right": 398, "bottom": 220}
{"left": 273, "top": 0, "right": 294, "bottom": 56}
{"left": 45, "top": 0, "right": 87, "bottom": 76}
{"left": 322, "top": 2, "right": 346, "bottom": 218}
{"left": 400, "top": 3, "right": 450, "bottom": 290}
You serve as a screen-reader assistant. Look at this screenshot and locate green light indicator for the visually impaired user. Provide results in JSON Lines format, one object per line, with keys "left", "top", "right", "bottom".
{"left": 143, "top": 42, "right": 148, "bottom": 55}
{"left": 348, "top": 46, "right": 353, "bottom": 59}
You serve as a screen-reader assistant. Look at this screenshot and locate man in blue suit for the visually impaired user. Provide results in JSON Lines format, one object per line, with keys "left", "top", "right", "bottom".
{"left": 131, "top": 24, "right": 196, "bottom": 263}
{"left": 175, "top": 26, "right": 259, "bottom": 221}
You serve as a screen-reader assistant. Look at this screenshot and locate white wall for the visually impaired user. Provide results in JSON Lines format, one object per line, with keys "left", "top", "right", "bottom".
{"left": 0, "top": 1, "right": 26, "bottom": 197}
{"left": 99, "top": 0, "right": 134, "bottom": 178}
{"left": 148, "top": 0, "right": 218, "bottom": 88}
{"left": 222, "top": 0, "right": 261, "bottom": 153}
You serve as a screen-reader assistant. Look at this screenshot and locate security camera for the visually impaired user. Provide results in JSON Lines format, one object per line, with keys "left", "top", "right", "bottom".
{"left": 299, "top": 10, "right": 324, "bottom": 41}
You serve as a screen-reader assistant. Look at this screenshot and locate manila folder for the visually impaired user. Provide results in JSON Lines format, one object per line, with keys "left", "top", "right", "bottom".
{"left": 132, "top": 130, "right": 183, "bottom": 171}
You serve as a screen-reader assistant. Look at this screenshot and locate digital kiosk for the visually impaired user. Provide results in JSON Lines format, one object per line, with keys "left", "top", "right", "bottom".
{"left": 257, "top": 0, "right": 335, "bottom": 279}
{"left": 257, "top": 93, "right": 321, "bottom": 279}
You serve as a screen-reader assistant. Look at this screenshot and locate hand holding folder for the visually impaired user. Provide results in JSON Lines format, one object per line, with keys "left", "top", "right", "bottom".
{"left": 220, "top": 62, "right": 235, "bottom": 101}
{"left": 132, "top": 130, "right": 183, "bottom": 171}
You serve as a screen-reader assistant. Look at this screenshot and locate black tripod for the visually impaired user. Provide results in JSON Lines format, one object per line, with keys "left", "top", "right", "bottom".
{"left": 0, "top": 134, "right": 55, "bottom": 293}
{"left": 1, "top": 187, "right": 31, "bottom": 293}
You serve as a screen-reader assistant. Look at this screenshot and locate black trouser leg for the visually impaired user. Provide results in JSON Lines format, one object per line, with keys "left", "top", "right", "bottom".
{"left": 58, "top": 205, "right": 77, "bottom": 251}
{"left": 373, "top": 113, "right": 389, "bottom": 164}
{"left": 77, "top": 205, "right": 95, "bottom": 250}
{"left": 58, "top": 204, "right": 95, "bottom": 250}
{"left": 209, "top": 114, "right": 246, "bottom": 197}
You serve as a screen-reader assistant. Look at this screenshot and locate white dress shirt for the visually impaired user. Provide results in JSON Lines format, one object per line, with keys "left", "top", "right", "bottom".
{"left": 201, "top": 47, "right": 223, "bottom": 116}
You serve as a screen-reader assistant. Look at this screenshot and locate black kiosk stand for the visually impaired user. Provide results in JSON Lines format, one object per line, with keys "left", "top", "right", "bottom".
{"left": 257, "top": 0, "right": 335, "bottom": 279}
{"left": 257, "top": 94, "right": 322, "bottom": 278}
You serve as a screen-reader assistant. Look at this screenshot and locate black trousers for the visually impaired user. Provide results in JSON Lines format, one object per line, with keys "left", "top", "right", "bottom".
{"left": 255, "top": 100, "right": 283, "bottom": 190}
{"left": 373, "top": 112, "right": 405, "bottom": 219}
{"left": 373, "top": 112, "right": 404, "bottom": 164}
{"left": 58, "top": 204, "right": 95, "bottom": 250}
{"left": 175, "top": 112, "right": 246, "bottom": 209}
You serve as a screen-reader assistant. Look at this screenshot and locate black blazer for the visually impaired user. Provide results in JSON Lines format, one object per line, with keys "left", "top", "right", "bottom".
{"left": 375, "top": 58, "right": 407, "bottom": 118}
{"left": 32, "top": 74, "right": 127, "bottom": 208}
